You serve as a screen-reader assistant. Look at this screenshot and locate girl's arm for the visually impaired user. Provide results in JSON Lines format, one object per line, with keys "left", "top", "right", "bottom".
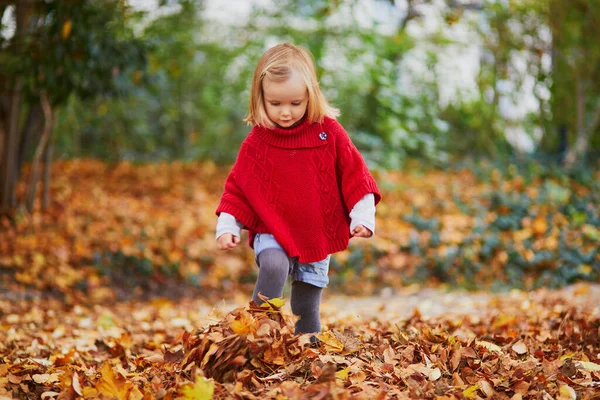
{"left": 215, "top": 212, "right": 243, "bottom": 250}
{"left": 350, "top": 193, "right": 376, "bottom": 237}
{"left": 215, "top": 212, "right": 244, "bottom": 240}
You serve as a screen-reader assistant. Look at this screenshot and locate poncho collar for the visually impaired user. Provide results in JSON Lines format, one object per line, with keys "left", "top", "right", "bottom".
{"left": 252, "top": 118, "right": 329, "bottom": 149}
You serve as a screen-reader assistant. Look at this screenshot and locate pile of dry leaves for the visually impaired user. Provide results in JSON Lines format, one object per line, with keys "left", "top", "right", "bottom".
{"left": 1, "top": 288, "right": 599, "bottom": 399}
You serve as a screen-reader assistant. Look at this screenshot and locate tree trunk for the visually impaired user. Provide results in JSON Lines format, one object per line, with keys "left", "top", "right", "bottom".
{"left": 0, "top": 79, "right": 22, "bottom": 214}
{"left": 25, "top": 91, "right": 53, "bottom": 213}
{"left": 563, "top": 69, "right": 600, "bottom": 167}
{"left": 0, "top": 0, "right": 33, "bottom": 217}
{"left": 43, "top": 136, "right": 54, "bottom": 210}
{"left": 564, "top": 97, "right": 600, "bottom": 167}
{"left": 17, "top": 104, "right": 43, "bottom": 174}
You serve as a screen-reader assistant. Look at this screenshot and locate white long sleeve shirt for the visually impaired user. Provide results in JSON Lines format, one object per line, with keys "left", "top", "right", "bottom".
{"left": 216, "top": 193, "right": 376, "bottom": 239}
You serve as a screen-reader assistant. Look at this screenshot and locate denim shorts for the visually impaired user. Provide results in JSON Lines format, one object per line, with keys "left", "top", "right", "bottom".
{"left": 253, "top": 233, "right": 330, "bottom": 288}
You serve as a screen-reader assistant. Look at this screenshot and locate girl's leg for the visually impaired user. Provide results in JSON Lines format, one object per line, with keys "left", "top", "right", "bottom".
{"left": 290, "top": 281, "right": 323, "bottom": 334}
{"left": 252, "top": 248, "right": 291, "bottom": 303}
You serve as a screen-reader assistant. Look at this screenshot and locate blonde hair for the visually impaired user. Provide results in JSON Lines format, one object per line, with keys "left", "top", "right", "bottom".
{"left": 244, "top": 43, "right": 340, "bottom": 127}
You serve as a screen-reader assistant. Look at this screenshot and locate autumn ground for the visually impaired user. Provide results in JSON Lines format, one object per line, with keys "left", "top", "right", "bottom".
{"left": 1, "top": 160, "right": 600, "bottom": 399}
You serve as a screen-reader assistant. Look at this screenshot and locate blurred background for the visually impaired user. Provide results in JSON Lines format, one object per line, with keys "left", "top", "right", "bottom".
{"left": 3, "top": 0, "right": 598, "bottom": 170}
{"left": 1, "top": 0, "right": 599, "bottom": 299}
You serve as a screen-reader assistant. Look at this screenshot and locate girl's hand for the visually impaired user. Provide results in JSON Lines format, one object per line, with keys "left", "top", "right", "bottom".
{"left": 217, "top": 233, "right": 240, "bottom": 250}
{"left": 351, "top": 225, "right": 373, "bottom": 238}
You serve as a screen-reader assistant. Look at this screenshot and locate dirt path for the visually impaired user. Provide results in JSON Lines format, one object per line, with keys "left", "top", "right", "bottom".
{"left": 319, "top": 282, "right": 600, "bottom": 326}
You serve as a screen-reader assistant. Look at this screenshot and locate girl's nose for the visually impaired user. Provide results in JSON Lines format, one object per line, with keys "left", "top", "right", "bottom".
{"left": 281, "top": 106, "right": 291, "bottom": 116}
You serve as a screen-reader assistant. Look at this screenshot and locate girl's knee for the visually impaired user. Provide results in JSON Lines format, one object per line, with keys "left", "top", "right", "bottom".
{"left": 257, "top": 248, "right": 291, "bottom": 274}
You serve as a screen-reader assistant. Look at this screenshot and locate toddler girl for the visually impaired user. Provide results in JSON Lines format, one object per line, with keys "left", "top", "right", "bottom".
{"left": 215, "top": 42, "right": 381, "bottom": 335}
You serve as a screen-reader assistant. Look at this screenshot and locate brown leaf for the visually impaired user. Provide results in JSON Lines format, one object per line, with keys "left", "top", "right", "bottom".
{"left": 315, "top": 362, "right": 337, "bottom": 383}
{"left": 163, "top": 348, "right": 184, "bottom": 363}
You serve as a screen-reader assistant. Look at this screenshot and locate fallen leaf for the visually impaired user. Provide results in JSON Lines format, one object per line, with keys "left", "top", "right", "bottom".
{"left": 230, "top": 311, "right": 256, "bottom": 335}
{"left": 556, "top": 384, "right": 576, "bottom": 400}
{"left": 335, "top": 367, "right": 349, "bottom": 381}
{"left": 32, "top": 374, "right": 59, "bottom": 384}
{"left": 476, "top": 340, "right": 503, "bottom": 354}
{"left": 316, "top": 331, "right": 344, "bottom": 353}
{"left": 575, "top": 361, "right": 600, "bottom": 372}
{"left": 72, "top": 373, "right": 82, "bottom": 396}
{"left": 177, "top": 375, "right": 214, "bottom": 400}
{"left": 512, "top": 341, "right": 527, "bottom": 355}
{"left": 463, "top": 384, "right": 480, "bottom": 399}
{"left": 95, "top": 363, "right": 131, "bottom": 400}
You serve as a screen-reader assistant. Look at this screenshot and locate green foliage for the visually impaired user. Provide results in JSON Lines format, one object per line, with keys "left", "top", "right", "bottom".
{"left": 9, "top": 0, "right": 599, "bottom": 166}
{"left": 55, "top": 0, "right": 253, "bottom": 163}
{"left": 401, "top": 162, "right": 600, "bottom": 290}
{"left": 440, "top": 97, "right": 506, "bottom": 157}
{"left": 6, "top": 0, "right": 147, "bottom": 105}
{"left": 53, "top": 0, "right": 452, "bottom": 167}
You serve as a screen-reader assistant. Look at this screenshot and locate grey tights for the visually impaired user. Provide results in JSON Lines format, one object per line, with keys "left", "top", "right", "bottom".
{"left": 252, "top": 248, "right": 323, "bottom": 334}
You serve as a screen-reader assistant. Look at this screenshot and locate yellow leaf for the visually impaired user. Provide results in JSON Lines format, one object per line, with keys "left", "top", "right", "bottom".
{"left": 463, "top": 384, "right": 480, "bottom": 399}
{"left": 316, "top": 331, "right": 344, "bottom": 353}
{"left": 260, "top": 297, "right": 285, "bottom": 310}
{"left": 557, "top": 384, "right": 576, "bottom": 400}
{"left": 82, "top": 387, "right": 98, "bottom": 398}
{"left": 32, "top": 252, "right": 45, "bottom": 268}
{"left": 177, "top": 375, "right": 214, "bottom": 400}
{"left": 575, "top": 361, "right": 600, "bottom": 372}
{"left": 95, "top": 364, "right": 130, "bottom": 400}
{"left": 532, "top": 215, "right": 548, "bottom": 236}
{"left": 129, "top": 386, "right": 144, "bottom": 400}
{"left": 583, "top": 224, "right": 600, "bottom": 240}
{"left": 335, "top": 367, "right": 349, "bottom": 381}
{"left": 492, "top": 314, "right": 516, "bottom": 329}
{"left": 12, "top": 255, "right": 24, "bottom": 267}
{"left": 574, "top": 283, "right": 590, "bottom": 295}
{"left": 577, "top": 264, "right": 592, "bottom": 275}
{"left": 230, "top": 311, "right": 255, "bottom": 335}
{"left": 61, "top": 20, "right": 72, "bottom": 40}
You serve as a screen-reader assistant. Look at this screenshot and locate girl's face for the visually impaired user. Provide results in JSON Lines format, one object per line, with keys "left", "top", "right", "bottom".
{"left": 262, "top": 69, "right": 308, "bottom": 128}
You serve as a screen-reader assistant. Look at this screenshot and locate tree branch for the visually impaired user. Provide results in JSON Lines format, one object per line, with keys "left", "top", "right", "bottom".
{"left": 447, "top": 0, "right": 483, "bottom": 11}
{"left": 564, "top": 80, "right": 600, "bottom": 167}
{"left": 398, "top": 0, "right": 421, "bottom": 33}
{"left": 588, "top": 97, "right": 600, "bottom": 137}
{"left": 25, "top": 90, "right": 53, "bottom": 212}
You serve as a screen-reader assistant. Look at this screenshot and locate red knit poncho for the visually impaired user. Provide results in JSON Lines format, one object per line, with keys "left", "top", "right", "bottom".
{"left": 216, "top": 116, "right": 381, "bottom": 263}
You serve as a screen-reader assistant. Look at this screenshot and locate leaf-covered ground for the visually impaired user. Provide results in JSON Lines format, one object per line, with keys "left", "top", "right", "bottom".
{"left": 1, "top": 284, "right": 599, "bottom": 399}
{"left": 1, "top": 160, "right": 599, "bottom": 399}
{"left": 2, "top": 160, "right": 599, "bottom": 301}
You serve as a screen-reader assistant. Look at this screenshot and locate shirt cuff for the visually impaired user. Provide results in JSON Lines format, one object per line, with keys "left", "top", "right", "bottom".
{"left": 349, "top": 193, "right": 376, "bottom": 236}
{"left": 216, "top": 212, "right": 244, "bottom": 240}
